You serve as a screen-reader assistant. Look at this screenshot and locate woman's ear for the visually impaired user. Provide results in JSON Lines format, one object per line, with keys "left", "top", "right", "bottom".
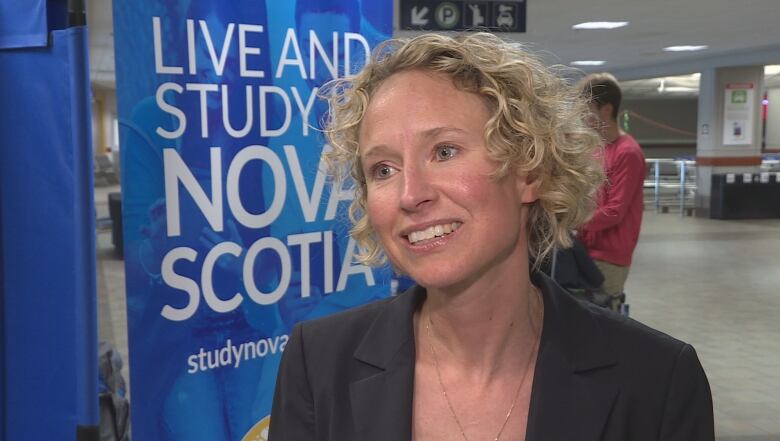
{"left": 518, "top": 173, "right": 541, "bottom": 204}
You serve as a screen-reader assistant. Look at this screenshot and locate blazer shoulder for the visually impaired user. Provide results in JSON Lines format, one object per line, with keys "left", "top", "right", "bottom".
{"left": 584, "top": 301, "right": 693, "bottom": 368}
{"left": 284, "top": 288, "right": 420, "bottom": 395}
{"left": 539, "top": 272, "right": 688, "bottom": 363}
{"left": 574, "top": 302, "right": 714, "bottom": 439}
{"left": 293, "top": 288, "right": 419, "bottom": 364}
{"left": 299, "top": 295, "right": 394, "bottom": 340}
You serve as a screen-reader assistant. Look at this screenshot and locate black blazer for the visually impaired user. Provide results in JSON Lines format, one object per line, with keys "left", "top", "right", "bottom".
{"left": 269, "top": 273, "right": 714, "bottom": 441}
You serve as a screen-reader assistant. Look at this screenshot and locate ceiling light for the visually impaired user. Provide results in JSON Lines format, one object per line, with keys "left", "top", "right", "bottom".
{"left": 765, "top": 65, "right": 780, "bottom": 75}
{"left": 662, "top": 86, "right": 697, "bottom": 92}
{"left": 572, "top": 21, "right": 629, "bottom": 30}
{"left": 663, "top": 45, "right": 708, "bottom": 52}
{"left": 570, "top": 60, "right": 606, "bottom": 66}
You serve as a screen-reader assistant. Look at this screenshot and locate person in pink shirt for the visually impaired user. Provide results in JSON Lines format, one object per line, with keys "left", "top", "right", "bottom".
{"left": 579, "top": 73, "right": 646, "bottom": 310}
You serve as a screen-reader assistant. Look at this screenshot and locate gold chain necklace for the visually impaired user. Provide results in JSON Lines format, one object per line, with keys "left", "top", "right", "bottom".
{"left": 424, "top": 304, "right": 539, "bottom": 441}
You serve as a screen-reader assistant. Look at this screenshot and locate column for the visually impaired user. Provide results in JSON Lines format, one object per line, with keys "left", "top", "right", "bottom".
{"left": 766, "top": 88, "right": 780, "bottom": 152}
{"left": 695, "top": 66, "right": 765, "bottom": 216}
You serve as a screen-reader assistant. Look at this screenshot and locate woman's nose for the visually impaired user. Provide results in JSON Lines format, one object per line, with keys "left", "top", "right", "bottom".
{"left": 399, "top": 164, "right": 436, "bottom": 212}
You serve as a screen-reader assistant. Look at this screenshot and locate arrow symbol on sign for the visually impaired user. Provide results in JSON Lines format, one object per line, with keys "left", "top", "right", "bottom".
{"left": 411, "top": 6, "right": 429, "bottom": 25}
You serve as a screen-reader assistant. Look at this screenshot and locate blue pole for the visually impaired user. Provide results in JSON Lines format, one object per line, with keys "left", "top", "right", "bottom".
{"left": 67, "top": 25, "right": 100, "bottom": 435}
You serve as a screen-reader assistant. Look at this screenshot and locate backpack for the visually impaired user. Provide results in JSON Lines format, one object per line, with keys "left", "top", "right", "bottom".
{"left": 98, "top": 341, "right": 130, "bottom": 441}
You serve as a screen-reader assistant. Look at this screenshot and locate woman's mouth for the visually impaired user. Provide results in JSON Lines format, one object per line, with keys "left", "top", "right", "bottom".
{"left": 406, "top": 222, "right": 462, "bottom": 244}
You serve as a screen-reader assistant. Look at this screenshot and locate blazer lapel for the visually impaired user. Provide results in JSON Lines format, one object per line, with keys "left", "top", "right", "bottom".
{"left": 346, "top": 277, "right": 619, "bottom": 441}
{"left": 526, "top": 274, "right": 620, "bottom": 441}
{"left": 349, "top": 286, "right": 425, "bottom": 441}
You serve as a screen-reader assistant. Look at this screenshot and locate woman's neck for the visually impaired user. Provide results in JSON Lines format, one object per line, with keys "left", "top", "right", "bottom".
{"left": 418, "top": 272, "right": 543, "bottom": 383}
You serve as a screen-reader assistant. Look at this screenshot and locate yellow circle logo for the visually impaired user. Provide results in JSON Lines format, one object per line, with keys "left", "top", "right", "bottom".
{"left": 241, "top": 415, "right": 270, "bottom": 441}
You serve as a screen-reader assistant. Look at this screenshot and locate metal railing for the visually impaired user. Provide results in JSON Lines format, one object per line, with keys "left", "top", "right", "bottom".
{"left": 642, "top": 156, "right": 780, "bottom": 216}
{"left": 644, "top": 158, "right": 697, "bottom": 216}
{"left": 760, "top": 158, "right": 780, "bottom": 172}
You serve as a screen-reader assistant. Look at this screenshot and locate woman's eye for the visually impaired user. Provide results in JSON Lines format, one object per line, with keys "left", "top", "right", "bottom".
{"left": 435, "top": 145, "right": 458, "bottom": 161}
{"left": 372, "top": 164, "right": 396, "bottom": 180}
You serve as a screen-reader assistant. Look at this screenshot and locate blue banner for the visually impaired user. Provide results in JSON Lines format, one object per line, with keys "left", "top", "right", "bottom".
{"left": 0, "top": 0, "right": 68, "bottom": 49}
{"left": 0, "top": 0, "right": 47, "bottom": 48}
{"left": 0, "top": 26, "right": 97, "bottom": 440}
{"left": 112, "top": 1, "right": 392, "bottom": 439}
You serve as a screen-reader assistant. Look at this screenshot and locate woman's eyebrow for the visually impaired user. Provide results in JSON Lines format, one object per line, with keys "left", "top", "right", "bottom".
{"left": 360, "top": 126, "right": 469, "bottom": 163}
{"left": 360, "top": 144, "right": 395, "bottom": 164}
{"left": 419, "top": 126, "right": 468, "bottom": 139}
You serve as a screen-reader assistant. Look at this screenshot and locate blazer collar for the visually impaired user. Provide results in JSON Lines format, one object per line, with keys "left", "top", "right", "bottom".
{"left": 352, "top": 285, "right": 425, "bottom": 369}
{"left": 349, "top": 286, "right": 424, "bottom": 440}
{"left": 533, "top": 272, "right": 618, "bottom": 372}
{"left": 525, "top": 272, "right": 620, "bottom": 441}
{"left": 349, "top": 275, "right": 619, "bottom": 441}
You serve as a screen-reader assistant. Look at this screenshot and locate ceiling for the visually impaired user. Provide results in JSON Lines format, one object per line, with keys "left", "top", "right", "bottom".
{"left": 89, "top": 0, "right": 780, "bottom": 97}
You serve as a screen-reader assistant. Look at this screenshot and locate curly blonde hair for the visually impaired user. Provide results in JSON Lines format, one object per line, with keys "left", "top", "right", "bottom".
{"left": 322, "top": 32, "right": 604, "bottom": 267}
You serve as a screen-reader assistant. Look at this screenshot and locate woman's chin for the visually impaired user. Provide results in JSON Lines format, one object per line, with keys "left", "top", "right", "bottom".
{"left": 405, "top": 271, "right": 466, "bottom": 293}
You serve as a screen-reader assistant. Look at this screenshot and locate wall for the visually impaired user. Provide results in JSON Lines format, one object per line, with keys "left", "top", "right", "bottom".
{"left": 622, "top": 97, "right": 698, "bottom": 158}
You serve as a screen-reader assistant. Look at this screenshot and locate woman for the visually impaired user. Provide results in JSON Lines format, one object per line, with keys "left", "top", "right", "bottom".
{"left": 269, "top": 32, "right": 713, "bottom": 441}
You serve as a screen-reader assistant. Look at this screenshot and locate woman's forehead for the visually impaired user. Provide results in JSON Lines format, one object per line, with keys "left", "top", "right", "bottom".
{"left": 358, "top": 74, "right": 491, "bottom": 154}
{"left": 363, "top": 70, "right": 488, "bottom": 121}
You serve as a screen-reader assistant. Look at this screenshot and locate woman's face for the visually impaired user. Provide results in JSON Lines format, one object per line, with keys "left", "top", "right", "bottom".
{"left": 358, "top": 69, "right": 538, "bottom": 291}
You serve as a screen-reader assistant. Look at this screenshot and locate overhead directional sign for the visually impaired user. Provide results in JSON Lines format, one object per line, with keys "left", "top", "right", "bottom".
{"left": 435, "top": 2, "right": 461, "bottom": 29}
{"left": 400, "top": 0, "right": 526, "bottom": 32}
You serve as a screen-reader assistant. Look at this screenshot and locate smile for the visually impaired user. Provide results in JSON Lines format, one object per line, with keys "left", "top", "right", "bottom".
{"left": 407, "top": 222, "right": 462, "bottom": 244}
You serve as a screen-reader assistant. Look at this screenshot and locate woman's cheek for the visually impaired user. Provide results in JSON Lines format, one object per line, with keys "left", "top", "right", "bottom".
{"left": 366, "top": 193, "right": 393, "bottom": 233}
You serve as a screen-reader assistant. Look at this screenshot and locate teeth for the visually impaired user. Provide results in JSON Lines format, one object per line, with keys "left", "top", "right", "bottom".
{"left": 407, "top": 222, "right": 461, "bottom": 244}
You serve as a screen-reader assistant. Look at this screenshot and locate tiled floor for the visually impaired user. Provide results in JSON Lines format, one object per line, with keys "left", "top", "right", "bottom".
{"left": 95, "top": 187, "right": 780, "bottom": 439}
{"left": 628, "top": 212, "right": 780, "bottom": 440}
